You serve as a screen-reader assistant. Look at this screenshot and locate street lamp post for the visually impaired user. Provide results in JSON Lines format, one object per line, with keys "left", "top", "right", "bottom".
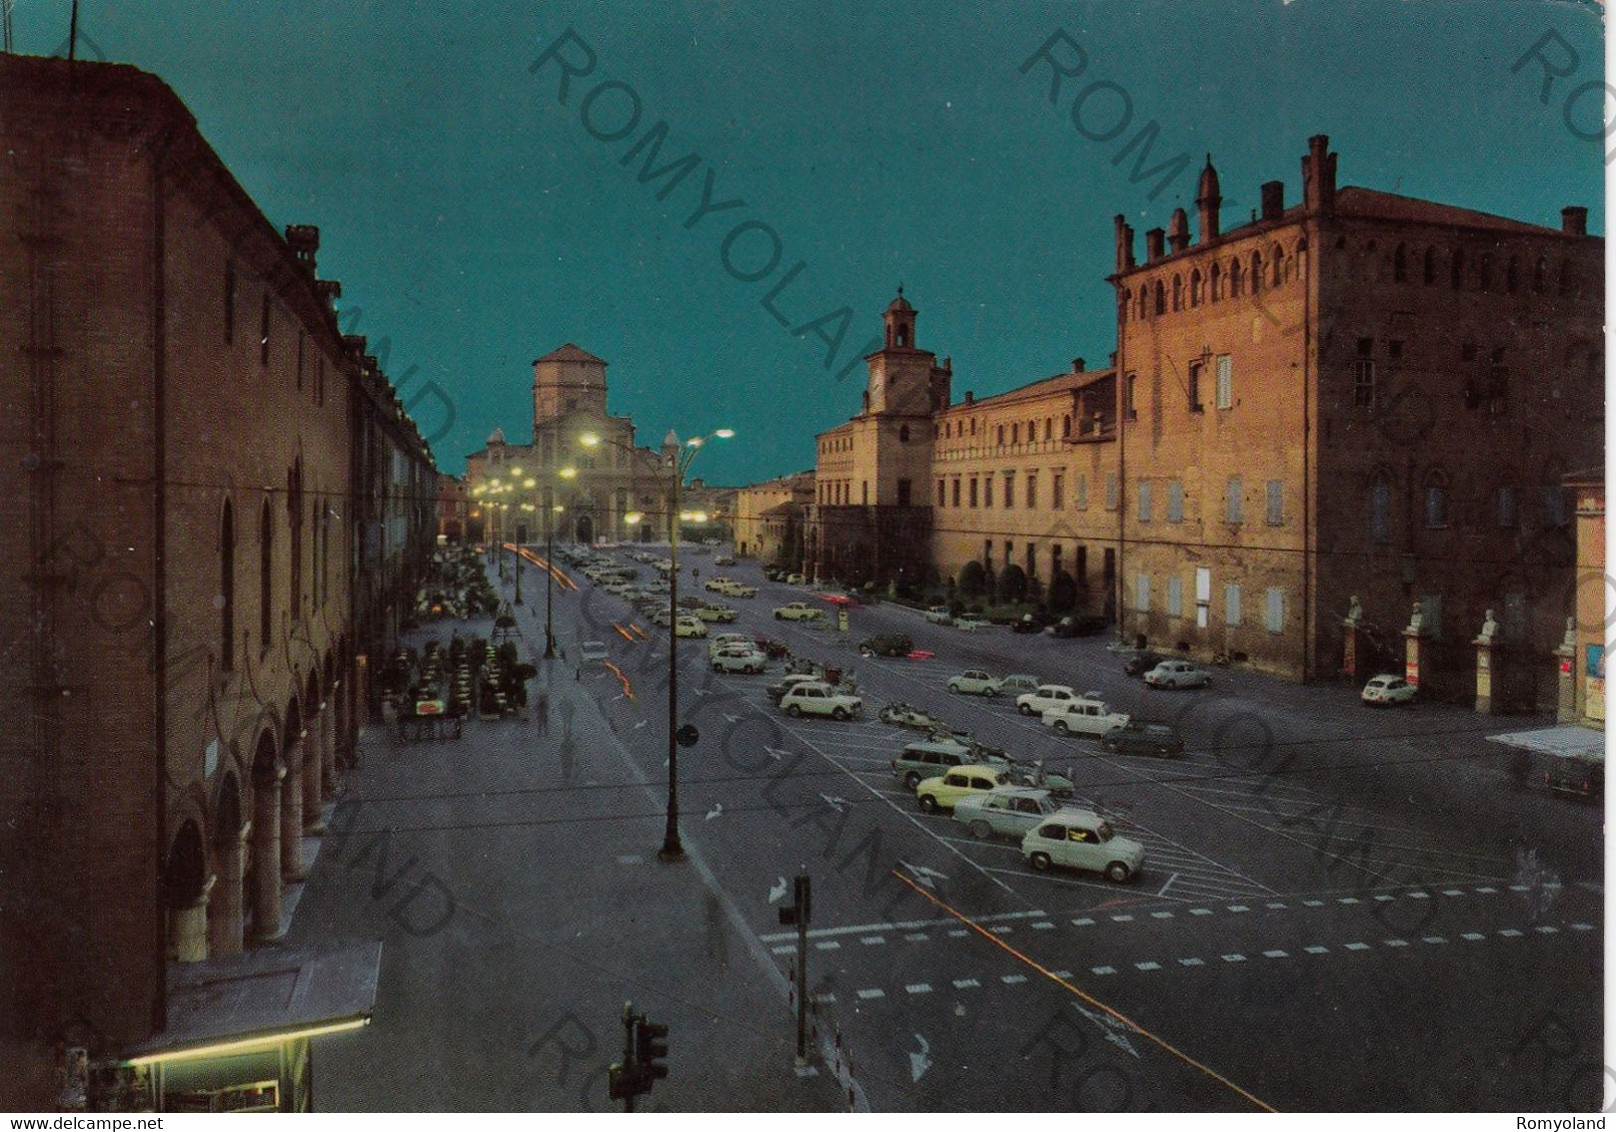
{"left": 542, "top": 468, "right": 575, "bottom": 660}
{"left": 581, "top": 427, "right": 732, "bottom": 863}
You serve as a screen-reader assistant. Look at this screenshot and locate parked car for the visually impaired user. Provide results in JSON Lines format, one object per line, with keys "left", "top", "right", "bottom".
{"left": 1046, "top": 615, "right": 1110, "bottom": 638}
{"left": 1144, "top": 660, "right": 1212, "bottom": 689}
{"left": 1101, "top": 719, "right": 1186, "bottom": 757}
{"left": 1016, "top": 684, "right": 1079, "bottom": 716}
{"left": 916, "top": 767, "right": 1013, "bottom": 813}
{"left": 703, "top": 577, "right": 733, "bottom": 593}
{"left": 946, "top": 669, "right": 1001, "bottom": 696}
{"left": 752, "top": 636, "right": 791, "bottom": 659}
{"left": 674, "top": 615, "right": 708, "bottom": 638}
{"left": 1361, "top": 674, "right": 1417, "bottom": 706}
{"left": 711, "top": 648, "right": 766, "bottom": 674}
{"left": 1012, "top": 612, "right": 1052, "bottom": 634}
{"left": 995, "top": 673, "right": 1042, "bottom": 696}
{"left": 1042, "top": 696, "right": 1130, "bottom": 736}
{"left": 774, "top": 602, "right": 824, "bottom": 621}
{"left": 891, "top": 741, "right": 975, "bottom": 790}
{"left": 579, "top": 641, "right": 610, "bottom": 663}
{"left": 954, "top": 613, "right": 992, "bottom": 632}
{"left": 1020, "top": 811, "right": 1145, "bottom": 882}
{"left": 764, "top": 567, "right": 786, "bottom": 581}
{"left": 767, "top": 672, "right": 823, "bottom": 702}
{"left": 924, "top": 605, "right": 954, "bottom": 625}
{"left": 953, "top": 788, "right": 1066, "bottom": 840}
{"left": 779, "top": 682, "right": 863, "bottom": 720}
{"left": 713, "top": 554, "right": 737, "bottom": 566}
{"left": 707, "top": 632, "right": 754, "bottom": 658}
{"left": 1123, "top": 650, "right": 1167, "bottom": 677}
{"left": 696, "top": 603, "right": 739, "bottom": 623}
{"left": 859, "top": 633, "right": 914, "bottom": 658}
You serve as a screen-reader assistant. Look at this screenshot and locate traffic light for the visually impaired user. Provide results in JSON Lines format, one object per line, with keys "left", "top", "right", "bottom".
{"left": 607, "top": 1060, "right": 645, "bottom": 1101}
{"left": 634, "top": 1017, "right": 670, "bottom": 1083}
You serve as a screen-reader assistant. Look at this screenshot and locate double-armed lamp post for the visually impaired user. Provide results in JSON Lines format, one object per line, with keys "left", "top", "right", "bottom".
{"left": 581, "top": 426, "right": 732, "bottom": 863}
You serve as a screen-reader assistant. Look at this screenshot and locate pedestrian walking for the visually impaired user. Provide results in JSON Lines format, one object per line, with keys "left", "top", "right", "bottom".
{"left": 534, "top": 692, "right": 550, "bottom": 734}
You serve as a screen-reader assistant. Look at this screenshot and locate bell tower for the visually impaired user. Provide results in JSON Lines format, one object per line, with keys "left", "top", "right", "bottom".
{"left": 866, "top": 286, "right": 950, "bottom": 415}
{"left": 532, "top": 343, "right": 609, "bottom": 430}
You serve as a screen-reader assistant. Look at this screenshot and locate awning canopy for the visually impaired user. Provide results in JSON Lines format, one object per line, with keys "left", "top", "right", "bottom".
{"left": 123, "top": 938, "right": 381, "bottom": 1063}
{"left": 1485, "top": 725, "right": 1605, "bottom": 762}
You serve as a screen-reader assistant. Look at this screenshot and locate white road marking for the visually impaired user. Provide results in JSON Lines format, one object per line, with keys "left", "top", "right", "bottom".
{"left": 1571, "top": 923, "right": 1594, "bottom": 931}
{"left": 1422, "top": 937, "right": 1447, "bottom": 944}
{"left": 1498, "top": 929, "right": 1523, "bottom": 938}
{"left": 1262, "top": 949, "right": 1289, "bottom": 958}
{"left": 1534, "top": 925, "right": 1559, "bottom": 934}
{"left": 1002, "top": 974, "right": 1029, "bottom": 985}
{"left": 1221, "top": 953, "right": 1246, "bottom": 962}
{"left": 1384, "top": 939, "right": 1409, "bottom": 947}
{"left": 815, "top": 940, "right": 841, "bottom": 950}
{"left": 1111, "top": 914, "right": 1135, "bottom": 922}
{"left": 1344, "top": 942, "right": 1370, "bottom": 951}
{"left": 1091, "top": 965, "right": 1117, "bottom": 975}
{"left": 1304, "top": 946, "right": 1329, "bottom": 954}
{"left": 1135, "top": 961, "right": 1161, "bottom": 971}
{"left": 1072, "top": 917, "right": 1095, "bottom": 926}
{"left": 906, "top": 983, "right": 933, "bottom": 995}
{"left": 952, "top": 978, "right": 981, "bottom": 989}
{"left": 1461, "top": 932, "right": 1485, "bottom": 941}
{"left": 1227, "top": 905, "right": 1250, "bottom": 913}
{"left": 860, "top": 936, "right": 885, "bottom": 946}
{"left": 1178, "top": 957, "right": 1204, "bottom": 966}
{"left": 857, "top": 988, "right": 885, "bottom": 1000}
{"left": 1190, "top": 908, "right": 1212, "bottom": 916}
{"left": 1151, "top": 911, "right": 1174, "bottom": 919}
{"left": 1031, "top": 921, "right": 1054, "bottom": 930}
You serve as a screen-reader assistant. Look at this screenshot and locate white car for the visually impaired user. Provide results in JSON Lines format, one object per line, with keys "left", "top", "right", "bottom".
{"left": 579, "top": 641, "right": 610, "bottom": 663}
{"left": 1042, "top": 696, "right": 1130, "bottom": 736}
{"left": 779, "top": 682, "right": 863, "bottom": 720}
{"left": 674, "top": 615, "right": 708, "bottom": 638}
{"left": 954, "top": 614, "right": 992, "bottom": 632}
{"left": 708, "top": 633, "right": 755, "bottom": 659}
{"left": 947, "top": 670, "right": 1001, "bottom": 696}
{"left": 696, "top": 603, "right": 738, "bottom": 623}
{"left": 1016, "top": 684, "right": 1079, "bottom": 716}
{"left": 786, "top": 573, "right": 806, "bottom": 585}
{"left": 1361, "top": 674, "right": 1416, "bottom": 706}
{"left": 773, "top": 602, "right": 824, "bottom": 622}
{"left": 713, "top": 554, "right": 737, "bottom": 566}
{"left": 704, "top": 577, "right": 735, "bottom": 593}
{"left": 711, "top": 648, "right": 765, "bottom": 674}
{"left": 924, "top": 606, "right": 953, "bottom": 625}
{"left": 1144, "top": 660, "right": 1211, "bottom": 689}
{"left": 1021, "top": 809, "right": 1145, "bottom": 883}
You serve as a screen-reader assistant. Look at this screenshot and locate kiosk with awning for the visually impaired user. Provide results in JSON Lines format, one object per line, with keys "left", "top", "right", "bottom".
{"left": 113, "top": 939, "right": 381, "bottom": 1112}
{"left": 1487, "top": 725, "right": 1605, "bottom": 800}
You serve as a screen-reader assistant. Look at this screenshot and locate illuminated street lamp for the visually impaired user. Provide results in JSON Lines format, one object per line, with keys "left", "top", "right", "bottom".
{"left": 583, "top": 427, "right": 733, "bottom": 862}
{"left": 543, "top": 466, "right": 578, "bottom": 658}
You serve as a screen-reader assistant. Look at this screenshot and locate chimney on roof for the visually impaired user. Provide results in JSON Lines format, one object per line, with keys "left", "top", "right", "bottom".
{"left": 1113, "top": 214, "right": 1136, "bottom": 271}
{"left": 1072, "top": 358, "right": 1086, "bottom": 373}
{"left": 285, "top": 224, "right": 319, "bottom": 273}
{"left": 1562, "top": 206, "right": 1588, "bottom": 236}
{"left": 1109, "top": 350, "right": 1117, "bottom": 366}
{"left": 1167, "top": 208, "right": 1190, "bottom": 253}
{"left": 1145, "top": 228, "right": 1165, "bottom": 261}
{"left": 964, "top": 391, "right": 974, "bottom": 405}
{"left": 1260, "top": 181, "right": 1285, "bottom": 221}
{"left": 1302, "top": 134, "right": 1336, "bottom": 213}
{"left": 1196, "top": 155, "right": 1222, "bottom": 242}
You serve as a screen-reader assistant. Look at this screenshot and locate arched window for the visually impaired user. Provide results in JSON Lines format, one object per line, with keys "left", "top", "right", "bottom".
{"left": 1271, "top": 246, "right": 1284, "bottom": 286}
{"left": 899, "top": 424, "right": 910, "bottom": 442}
{"left": 1119, "top": 288, "right": 1129, "bottom": 323}
{"left": 1533, "top": 256, "right": 1547, "bottom": 293}
{"left": 1450, "top": 248, "right": 1464, "bottom": 290}
{"left": 1506, "top": 255, "right": 1519, "bottom": 293}
{"left": 1478, "top": 253, "right": 1493, "bottom": 292}
{"left": 1210, "top": 262, "right": 1222, "bottom": 300}
{"left": 1424, "top": 470, "right": 1450, "bottom": 529}
{"left": 220, "top": 500, "right": 235, "bottom": 671}
{"left": 1172, "top": 275, "right": 1183, "bottom": 311}
{"left": 1423, "top": 247, "right": 1436, "bottom": 285}
{"left": 1154, "top": 280, "right": 1166, "bottom": 315}
{"left": 1369, "top": 474, "right": 1393, "bottom": 542}
{"left": 259, "top": 498, "right": 272, "bottom": 655}
{"left": 288, "top": 460, "right": 303, "bottom": 619}
{"left": 1062, "top": 414, "right": 1072, "bottom": 437}
{"left": 1250, "top": 251, "right": 1263, "bottom": 292}
{"left": 1393, "top": 243, "right": 1408, "bottom": 283}
{"left": 1190, "top": 269, "right": 1203, "bottom": 306}
{"left": 1230, "top": 259, "right": 1243, "bottom": 297}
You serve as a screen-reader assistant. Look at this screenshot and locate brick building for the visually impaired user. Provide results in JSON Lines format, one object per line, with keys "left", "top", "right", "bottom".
{"left": 437, "top": 474, "right": 470, "bottom": 542}
{"left": 734, "top": 471, "right": 814, "bottom": 566}
{"left": 1112, "top": 136, "right": 1602, "bottom": 687}
{"left": 810, "top": 138, "right": 1599, "bottom": 701}
{"left": 0, "top": 54, "right": 434, "bottom": 1109}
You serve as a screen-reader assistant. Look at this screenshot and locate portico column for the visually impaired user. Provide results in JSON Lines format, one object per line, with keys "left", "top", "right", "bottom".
{"left": 1555, "top": 617, "right": 1578, "bottom": 724}
{"left": 1401, "top": 601, "right": 1427, "bottom": 698}
{"left": 252, "top": 766, "right": 286, "bottom": 943}
{"left": 303, "top": 709, "right": 326, "bottom": 831}
{"left": 209, "top": 822, "right": 249, "bottom": 957}
{"left": 321, "top": 693, "right": 338, "bottom": 792}
{"left": 281, "top": 734, "right": 307, "bottom": 880}
{"left": 171, "top": 875, "right": 216, "bottom": 963}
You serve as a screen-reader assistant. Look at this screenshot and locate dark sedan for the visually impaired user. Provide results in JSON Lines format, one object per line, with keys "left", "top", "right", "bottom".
{"left": 1046, "top": 615, "right": 1109, "bottom": 638}
{"left": 1123, "top": 650, "right": 1167, "bottom": 676}
{"left": 1102, "top": 720, "right": 1186, "bottom": 757}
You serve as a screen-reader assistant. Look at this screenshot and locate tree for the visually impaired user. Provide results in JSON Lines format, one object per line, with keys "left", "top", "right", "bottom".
{"left": 958, "top": 560, "right": 987, "bottom": 598}
{"left": 1048, "top": 570, "right": 1077, "bottom": 613}
{"left": 998, "top": 563, "right": 1027, "bottom": 602}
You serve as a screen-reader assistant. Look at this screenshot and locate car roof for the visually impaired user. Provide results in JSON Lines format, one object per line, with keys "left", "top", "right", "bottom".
{"left": 903, "top": 741, "right": 969, "bottom": 755}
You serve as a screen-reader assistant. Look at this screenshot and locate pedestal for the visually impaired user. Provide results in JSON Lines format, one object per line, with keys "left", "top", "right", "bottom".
{"left": 1402, "top": 629, "right": 1426, "bottom": 694}
{"left": 280, "top": 737, "right": 306, "bottom": 881}
{"left": 1341, "top": 621, "right": 1362, "bottom": 683}
{"left": 209, "top": 823, "right": 249, "bottom": 957}
{"left": 1474, "top": 641, "right": 1497, "bottom": 715}
{"left": 171, "top": 876, "right": 216, "bottom": 963}
{"left": 251, "top": 772, "right": 285, "bottom": 943}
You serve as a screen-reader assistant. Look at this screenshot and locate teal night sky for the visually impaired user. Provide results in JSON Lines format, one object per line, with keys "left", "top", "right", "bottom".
{"left": 15, "top": 0, "right": 1603, "bottom": 482}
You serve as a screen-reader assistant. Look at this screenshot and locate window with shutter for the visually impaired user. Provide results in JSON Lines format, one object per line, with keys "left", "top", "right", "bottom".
{"left": 1225, "top": 584, "right": 1242, "bottom": 626}
{"left": 1226, "top": 477, "right": 1244, "bottom": 524}
{"left": 1167, "top": 576, "right": 1183, "bottom": 617}
{"left": 1136, "top": 574, "right": 1151, "bottom": 613}
{"left": 1266, "top": 480, "right": 1283, "bottom": 526}
{"left": 1167, "top": 480, "right": 1184, "bottom": 523}
{"left": 1265, "top": 588, "right": 1285, "bottom": 633}
{"left": 1138, "top": 481, "right": 1152, "bottom": 523}
{"left": 1215, "top": 355, "right": 1233, "bottom": 409}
